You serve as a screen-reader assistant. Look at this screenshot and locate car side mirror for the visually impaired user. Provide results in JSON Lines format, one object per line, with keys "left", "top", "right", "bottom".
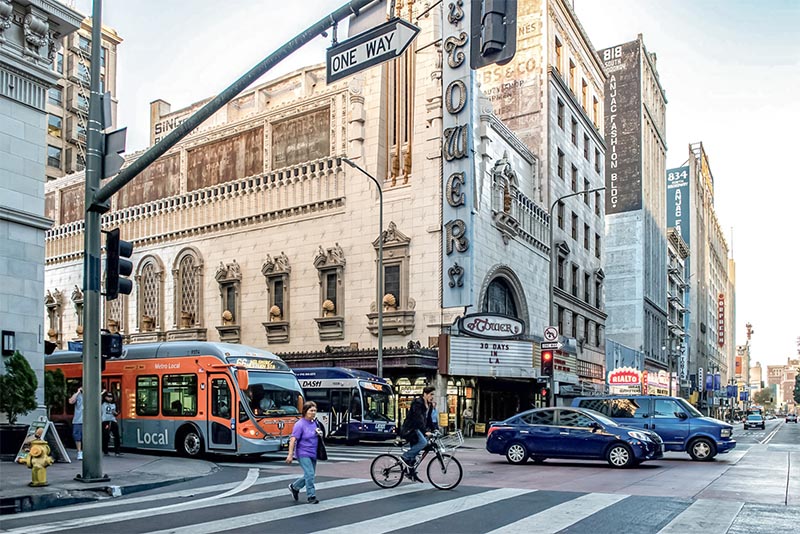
{"left": 675, "top": 412, "right": 688, "bottom": 420}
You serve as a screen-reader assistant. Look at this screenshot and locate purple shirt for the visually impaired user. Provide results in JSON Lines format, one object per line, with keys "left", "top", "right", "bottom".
{"left": 291, "top": 417, "right": 319, "bottom": 458}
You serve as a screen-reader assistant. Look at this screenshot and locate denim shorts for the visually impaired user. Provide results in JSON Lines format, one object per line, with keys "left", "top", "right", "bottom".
{"left": 72, "top": 423, "right": 83, "bottom": 442}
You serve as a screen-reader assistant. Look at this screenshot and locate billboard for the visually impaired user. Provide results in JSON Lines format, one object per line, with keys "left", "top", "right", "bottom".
{"left": 601, "top": 41, "right": 642, "bottom": 214}
{"left": 667, "top": 166, "right": 690, "bottom": 245}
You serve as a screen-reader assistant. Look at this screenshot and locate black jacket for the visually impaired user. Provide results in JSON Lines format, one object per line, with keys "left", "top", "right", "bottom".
{"left": 400, "top": 396, "right": 433, "bottom": 443}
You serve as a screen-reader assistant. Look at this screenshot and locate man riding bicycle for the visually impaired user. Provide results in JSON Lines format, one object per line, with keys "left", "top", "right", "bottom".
{"left": 399, "top": 385, "right": 436, "bottom": 482}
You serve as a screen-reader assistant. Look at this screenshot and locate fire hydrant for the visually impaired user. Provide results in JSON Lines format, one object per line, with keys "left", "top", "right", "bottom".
{"left": 19, "top": 439, "right": 54, "bottom": 487}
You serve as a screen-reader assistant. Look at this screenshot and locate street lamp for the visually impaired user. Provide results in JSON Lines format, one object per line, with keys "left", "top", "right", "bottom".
{"left": 339, "top": 157, "right": 384, "bottom": 377}
{"left": 548, "top": 187, "right": 605, "bottom": 407}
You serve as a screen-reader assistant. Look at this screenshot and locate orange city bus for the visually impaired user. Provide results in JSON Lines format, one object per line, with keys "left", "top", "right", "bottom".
{"left": 46, "top": 341, "right": 304, "bottom": 457}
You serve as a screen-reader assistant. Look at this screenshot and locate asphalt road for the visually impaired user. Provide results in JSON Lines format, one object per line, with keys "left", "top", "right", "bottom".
{"left": 2, "top": 420, "right": 797, "bottom": 533}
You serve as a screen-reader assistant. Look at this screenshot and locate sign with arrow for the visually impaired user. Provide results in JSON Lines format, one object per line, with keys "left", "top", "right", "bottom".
{"left": 326, "top": 17, "right": 420, "bottom": 84}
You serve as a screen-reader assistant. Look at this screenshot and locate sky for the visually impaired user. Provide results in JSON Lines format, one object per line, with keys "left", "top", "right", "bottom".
{"left": 70, "top": 0, "right": 799, "bottom": 369}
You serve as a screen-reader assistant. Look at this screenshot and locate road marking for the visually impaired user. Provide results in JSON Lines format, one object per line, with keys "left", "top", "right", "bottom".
{"left": 5, "top": 471, "right": 297, "bottom": 521}
{"left": 760, "top": 425, "right": 781, "bottom": 444}
{"left": 485, "top": 492, "right": 629, "bottom": 534}
{"left": 147, "top": 483, "right": 431, "bottom": 534}
{"left": 5, "top": 477, "right": 366, "bottom": 534}
{"left": 657, "top": 499, "right": 744, "bottom": 534}
{"left": 314, "top": 488, "right": 532, "bottom": 534}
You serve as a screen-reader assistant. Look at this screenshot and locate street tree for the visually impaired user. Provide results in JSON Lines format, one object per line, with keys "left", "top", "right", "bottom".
{"left": 753, "top": 388, "right": 775, "bottom": 411}
{"left": 793, "top": 375, "right": 800, "bottom": 404}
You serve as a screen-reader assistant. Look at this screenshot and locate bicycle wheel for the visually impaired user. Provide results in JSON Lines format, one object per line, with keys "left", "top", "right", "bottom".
{"left": 426, "top": 453, "right": 463, "bottom": 490}
{"left": 370, "top": 454, "right": 405, "bottom": 488}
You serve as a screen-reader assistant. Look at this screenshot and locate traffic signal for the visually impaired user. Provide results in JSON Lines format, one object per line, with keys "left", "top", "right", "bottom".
{"left": 470, "top": 0, "right": 517, "bottom": 69}
{"left": 100, "top": 331, "right": 123, "bottom": 371}
{"left": 541, "top": 350, "right": 553, "bottom": 377}
{"left": 540, "top": 387, "right": 550, "bottom": 398}
{"left": 105, "top": 228, "right": 133, "bottom": 301}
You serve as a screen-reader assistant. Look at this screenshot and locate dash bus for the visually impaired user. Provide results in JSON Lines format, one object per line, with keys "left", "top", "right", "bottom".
{"left": 295, "top": 367, "right": 396, "bottom": 442}
{"left": 46, "top": 341, "right": 304, "bottom": 457}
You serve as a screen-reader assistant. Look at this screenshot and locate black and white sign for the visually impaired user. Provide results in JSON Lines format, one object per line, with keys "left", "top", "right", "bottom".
{"left": 326, "top": 18, "right": 420, "bottom": 84}
{"left": 449, "top": 337, "right": 536, "bottom": 379}
{"left": 460, "top": 313, "right": 525, "bottom": 339}
{"left": 543, "top": 326, "right": 559, "bottom": 342}
{"left": 541, "top": 342, "right": 561, "bottom": 350}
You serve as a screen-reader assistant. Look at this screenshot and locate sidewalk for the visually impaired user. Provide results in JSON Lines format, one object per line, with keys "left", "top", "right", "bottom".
{"left": 0, "top": 451, "right": 216, "bottom": 515}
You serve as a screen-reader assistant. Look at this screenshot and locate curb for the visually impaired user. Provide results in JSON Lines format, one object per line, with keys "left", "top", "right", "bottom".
{"left": 0, "top": 474, "right": 204, "bottom": 515}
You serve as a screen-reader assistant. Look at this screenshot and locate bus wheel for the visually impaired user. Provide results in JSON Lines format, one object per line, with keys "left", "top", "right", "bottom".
{"left": 177, "top": 426, "right": 203, "bottom": 457}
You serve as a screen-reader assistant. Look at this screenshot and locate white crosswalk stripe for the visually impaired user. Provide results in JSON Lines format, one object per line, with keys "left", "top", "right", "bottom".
{"left": 313, "top": 488, "right": 534, "bottom": 534}
{"left": 486, "top": 492, "right": 629, "bottom": 534}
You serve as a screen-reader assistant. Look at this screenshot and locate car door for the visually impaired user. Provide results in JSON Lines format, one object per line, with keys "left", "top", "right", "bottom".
{"left": 651, "top": 398, "right": 689, "bottom": 448}
{"left": 519, "top": 409, "right": 557, "bottom": 456}
{"left": 555, "top": 409, "right": 611, "bottom": 458}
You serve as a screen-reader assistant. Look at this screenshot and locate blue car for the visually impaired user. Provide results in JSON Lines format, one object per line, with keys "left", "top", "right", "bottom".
{"left": 486, "top": 407, "right": 663, "bottom": 468}
{"left": 572, "top": 396, "right": 736, "bottom": 461}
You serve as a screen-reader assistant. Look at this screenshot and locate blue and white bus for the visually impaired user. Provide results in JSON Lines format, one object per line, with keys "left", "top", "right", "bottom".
{"left": 295, "top": 368, "right": 397, "bottom": 442}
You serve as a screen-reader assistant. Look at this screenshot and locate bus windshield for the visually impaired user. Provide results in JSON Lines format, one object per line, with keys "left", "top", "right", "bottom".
{"left": 245, "top": 371, "right": 303, "bottom": 417}
{"left": 362, "top": 386, "right": 394, "bottom": 422}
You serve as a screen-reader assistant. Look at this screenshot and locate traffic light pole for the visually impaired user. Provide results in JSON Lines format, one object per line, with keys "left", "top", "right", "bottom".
{"left": 79, "top": 0, "right": 109, "bottom": 482}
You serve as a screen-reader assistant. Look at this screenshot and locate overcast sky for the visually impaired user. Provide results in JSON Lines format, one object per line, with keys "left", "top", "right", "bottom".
{"left": 72, "top": 0, "right": 799, "bottom": 369}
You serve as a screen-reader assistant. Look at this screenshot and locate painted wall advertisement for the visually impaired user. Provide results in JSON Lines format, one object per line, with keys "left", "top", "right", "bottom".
{"left": 601, "top": 41, "right": 642, "bottom": 214}
{"left": 441, "top": 2, "right": 475, "bottom": 307}
{"left": 666, "top": 166, "right": 690, "bottom": 245}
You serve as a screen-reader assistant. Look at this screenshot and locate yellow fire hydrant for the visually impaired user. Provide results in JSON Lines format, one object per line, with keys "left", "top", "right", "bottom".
{"left": 19, "top": 438, "right": 54, "bottom": 487}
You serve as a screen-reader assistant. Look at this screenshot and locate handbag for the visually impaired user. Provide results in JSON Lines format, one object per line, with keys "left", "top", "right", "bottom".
{"left": 315, "top": 421, "right": 328, "bottom": 461}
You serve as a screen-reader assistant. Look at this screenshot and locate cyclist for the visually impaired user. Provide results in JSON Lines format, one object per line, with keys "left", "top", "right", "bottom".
{"left": 399, "top": 385, "right": 436, "bottom": 482}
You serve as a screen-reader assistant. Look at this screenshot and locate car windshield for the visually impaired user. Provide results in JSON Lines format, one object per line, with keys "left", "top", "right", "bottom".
{"left": 676, "top": 398, "right": 703, "bottom": 417}
{"left": 747, "top": 415, "right": 762, "bottom": 421}
{"left": 244, "top": 371, "right": 303, "bottom": 417}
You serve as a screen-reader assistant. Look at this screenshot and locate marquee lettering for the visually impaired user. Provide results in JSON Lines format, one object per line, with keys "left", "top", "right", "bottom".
{"left": 444, "top": 219, "right": 469, "bottom": 254}
{"left": 446, "top": 172, "right": 466, "bottom": 207}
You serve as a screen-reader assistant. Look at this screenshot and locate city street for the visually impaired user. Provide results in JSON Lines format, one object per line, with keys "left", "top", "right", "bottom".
{"left": 2, "top": 419, "right": 797, "bottom": 533}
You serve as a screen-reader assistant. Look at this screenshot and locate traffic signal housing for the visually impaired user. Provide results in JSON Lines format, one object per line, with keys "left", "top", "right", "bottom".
{"left": 105, "top": 228, "right": 133, "bottom": 301}
{"left": 101, "top": 331, "right": 123, "bottom": 371}
{"left": 470, "top": 0, "right": 517, "bottom": 69}
{"left": 541, "top": 350, "right": 554, "bottom": 377}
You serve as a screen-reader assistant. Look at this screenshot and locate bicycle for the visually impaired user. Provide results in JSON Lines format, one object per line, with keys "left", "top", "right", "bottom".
{"left": 370, "top": 430, "right": 464, "bottom": 490}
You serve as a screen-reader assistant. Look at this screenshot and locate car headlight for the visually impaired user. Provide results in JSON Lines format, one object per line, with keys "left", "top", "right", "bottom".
{"left": 720, "top": 428, "right": 732, "bottom": 438}
{"left": 627, "top": 431, "right": 652, "bottom": 442}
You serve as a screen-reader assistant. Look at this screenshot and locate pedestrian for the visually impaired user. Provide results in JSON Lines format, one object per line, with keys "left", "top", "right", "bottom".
{"left": 285, "top": 401, "right": 323, "bottom": 504}
{"left": 101, "top": 391, "right": 122, "bottom": 456}
{"left": 462, "top": 405, "right": 474, "bottom": 437}
{"left": 69, "top": 383, "right": 83, "bottom": 460}
{"left": 430, "top": 400, "right": 440, "bottom": 430}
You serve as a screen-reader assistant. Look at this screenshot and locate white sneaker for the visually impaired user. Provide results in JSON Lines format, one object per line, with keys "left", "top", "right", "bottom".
{"left": 77, "top": 451, "right": 83, "bottom": 460}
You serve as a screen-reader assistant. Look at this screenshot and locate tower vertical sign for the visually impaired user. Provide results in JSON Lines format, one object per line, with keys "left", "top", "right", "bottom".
{"left": 441, "top": 0, "right": 474, "bottom": 307}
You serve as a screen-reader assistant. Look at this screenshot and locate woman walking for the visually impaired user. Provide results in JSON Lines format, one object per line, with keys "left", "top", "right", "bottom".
{"left": 285, "top": 401, "right": 323, "bottom": 504}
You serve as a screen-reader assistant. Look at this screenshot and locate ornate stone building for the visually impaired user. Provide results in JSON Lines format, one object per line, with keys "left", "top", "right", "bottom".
{"left": 43, "top": 2, "right": 554, "bottom": 424}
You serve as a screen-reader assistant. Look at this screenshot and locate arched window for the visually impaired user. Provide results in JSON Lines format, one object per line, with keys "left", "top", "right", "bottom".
{"left": 485, "top": 277, "right": 518, "bottom": 317}
{"left": 173, "top": 248, "right": 203, "bottom": 330}
{"left": 135, "top": 256, "right": 164, "bottom": 336}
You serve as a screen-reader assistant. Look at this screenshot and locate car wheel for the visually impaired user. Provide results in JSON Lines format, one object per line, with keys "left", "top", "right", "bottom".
{"left": 688, "top": 437, "right": 716, "bottom": 461}
{"left": 606, "top": 443, "right": 634, "bottom": 468}
{"left": 505, "top": 442, "right": 528, "bottom": 465}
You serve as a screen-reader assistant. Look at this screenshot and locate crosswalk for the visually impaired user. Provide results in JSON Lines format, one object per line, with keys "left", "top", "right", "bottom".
{"left": 2, "top": 472, "right": 798, "bottom": 534}
{"left": 216, "top": 443, "right": 386, "bottom": 469}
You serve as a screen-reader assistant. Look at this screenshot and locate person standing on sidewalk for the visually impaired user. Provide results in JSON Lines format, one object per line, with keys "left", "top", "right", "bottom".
{"left": 69, "top": 383, "right": 83, "bottom": 460}
{"left": 101, "top": 391, "right": 122, "bottom": 456}
{"left": 285, "top": 401, "right": 323, "bottom": 504}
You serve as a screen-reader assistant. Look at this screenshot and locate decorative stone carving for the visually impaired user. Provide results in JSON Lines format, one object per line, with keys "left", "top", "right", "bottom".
{"left": 215, "top": 259, "right": 241, "bottom": 343}
{"left": 263, "top": 252, "right": 291, "bottom": 343}
{"left": 23, "top": 9, "right": 49, "bottom": 57}
{"left": 314, "top": 244, "right": 345, "bottom": 340}
{"left": 45, "top": 289, "right": 63, "bottom": 349}
{"left": 0, "top": 1, "right": 13, "bottom": 43}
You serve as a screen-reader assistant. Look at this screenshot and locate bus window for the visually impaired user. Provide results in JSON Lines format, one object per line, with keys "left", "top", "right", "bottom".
{"left": 305, "top": 389, "right": 331, "bottom": 412}
{"left": 331, "top": 390, "right": 350, "bottom": 415}
{"left": 136, "top": 376, "right": 159, "bottom": 416}
{"left": 211, "top": 378, "right": 232, "bottom": 419}
{"left": 162, "top": 374, "right": 198, "bottom": 417}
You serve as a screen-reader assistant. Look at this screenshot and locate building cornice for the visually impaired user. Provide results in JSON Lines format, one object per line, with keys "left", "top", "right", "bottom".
{"left": 0, "top": 205, "right": 54, "bottom": 230}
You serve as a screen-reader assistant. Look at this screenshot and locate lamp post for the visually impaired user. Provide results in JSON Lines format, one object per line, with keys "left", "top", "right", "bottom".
{"left": 340, "top": 157, "right": 384, "bottom": 377}
{"left": 548, "top": 187, "right": 605, "bottom": 407}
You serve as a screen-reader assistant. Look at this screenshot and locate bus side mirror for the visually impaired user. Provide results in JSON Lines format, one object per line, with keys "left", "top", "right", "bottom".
{"left": 236, "top": 368, "right": 249, "bottom": 391}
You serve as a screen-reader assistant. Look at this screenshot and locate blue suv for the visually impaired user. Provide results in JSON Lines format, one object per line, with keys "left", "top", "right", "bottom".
{"left": 572, "top": 396, "right": 735, "bottom": 461}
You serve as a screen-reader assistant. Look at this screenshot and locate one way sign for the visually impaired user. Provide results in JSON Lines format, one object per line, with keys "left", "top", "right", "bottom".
{"left": 326, "top": 17, "right": 420, "bottom": 84}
